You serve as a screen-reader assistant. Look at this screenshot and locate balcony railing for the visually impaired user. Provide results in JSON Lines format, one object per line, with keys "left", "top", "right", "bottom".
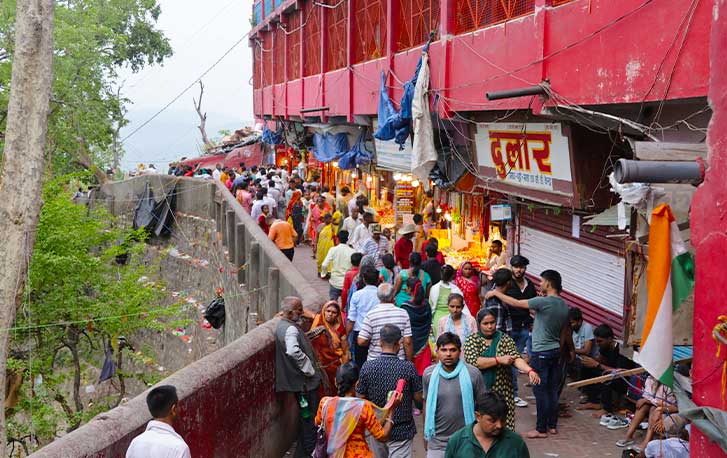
{"left": 251, "top": 0, "right": 572, "bottom": 88}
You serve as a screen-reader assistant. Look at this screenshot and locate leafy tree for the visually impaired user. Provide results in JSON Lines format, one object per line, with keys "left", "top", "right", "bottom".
{"left": 0, "top": 0, "right": 173, "bottom": 175}
{"left": 6, "top": 175, "right": 188, "bottom": 451}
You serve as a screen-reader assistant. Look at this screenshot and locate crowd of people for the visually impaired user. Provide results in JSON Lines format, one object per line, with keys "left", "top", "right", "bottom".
{"left": 123, "top": 163, "right": 691, "bottom": 458}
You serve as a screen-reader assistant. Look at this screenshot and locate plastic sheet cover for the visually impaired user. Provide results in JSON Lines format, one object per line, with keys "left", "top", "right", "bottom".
{"left": 338, "top": 132, "right": 374, "bottom": 170}
{"left": 312, "top": 131, "right": 349, "bottom": 163}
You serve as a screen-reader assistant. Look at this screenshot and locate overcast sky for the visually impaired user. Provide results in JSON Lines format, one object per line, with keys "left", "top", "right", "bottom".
{"left": 119, "top": 0, "right": 255, "bottom": 169}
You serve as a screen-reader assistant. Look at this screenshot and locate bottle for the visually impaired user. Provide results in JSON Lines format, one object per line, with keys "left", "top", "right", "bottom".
{"left": 299, "top": 393, "right": 311, "bottom": 419}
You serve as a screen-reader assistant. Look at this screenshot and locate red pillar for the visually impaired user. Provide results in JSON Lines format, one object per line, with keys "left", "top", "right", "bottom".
{"left": 439, "top": 0, "right": 454, "bottom": 118}
{"left": 689, "top": 1, "right": 727, "bottom": 457}
{"left": 320, "top": 4, "right": 328, "bottom": 122}
{"left": 385, "top": 0, "right": 400, "bottom": 91}
{"left": 347, "top": 0, "right": 356, "bottom": 122}
{"left": 299, "top": 8, "right": 305, "bottom": 118}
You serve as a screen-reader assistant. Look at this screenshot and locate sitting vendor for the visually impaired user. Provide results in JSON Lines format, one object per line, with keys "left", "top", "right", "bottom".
{"left": 578, "top": 324, "right": 639, "bottom": 424}
{"left": 485, "top": 240, "right": 507, "bottom": 271}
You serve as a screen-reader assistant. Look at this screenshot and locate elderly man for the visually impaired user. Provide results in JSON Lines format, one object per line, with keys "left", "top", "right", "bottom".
{"left": 275, "top": 297, "right": 321, "bottom": 458}
{"left": 357, "top": 283, "right": 413, "bottom": 362}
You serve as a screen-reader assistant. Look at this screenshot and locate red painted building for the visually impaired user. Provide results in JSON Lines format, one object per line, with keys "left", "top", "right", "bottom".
{"left": 250, "top": 0, "right": 713, "bottom": 336}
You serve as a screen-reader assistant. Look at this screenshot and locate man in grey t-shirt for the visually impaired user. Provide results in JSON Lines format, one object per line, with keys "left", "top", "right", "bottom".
{"left": 422, "top": 332, "right": 488, "bottom": 458}
{"left": 487, "top": 269, "right": 568, "bottom": 439}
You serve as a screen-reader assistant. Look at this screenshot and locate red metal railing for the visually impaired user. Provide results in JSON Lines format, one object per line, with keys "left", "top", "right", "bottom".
{"left": 325, "top": 0, "right": 348, "bottom": 71}
{"left": 261, "top": 31, "right": 273, "bottom": 87}
{"left": 303, "top": 1, "right": 322, "bottom": 76}
{"left": 273, "top": 27, "right": 285, "bottom": 84}
{"left": 286, "top": 13, "right": 301, "bottom": 80}
{"left": 398, "top": 0, "right": 439, "bottom": 51}
{"left": 551, "top": 0, "right": 574, "bottom": 5}
{"left": 455, "top": 0, "right": 535, "bottom": 35}
{"left": 354, "top": 0, "right": 387, "bottom": 63}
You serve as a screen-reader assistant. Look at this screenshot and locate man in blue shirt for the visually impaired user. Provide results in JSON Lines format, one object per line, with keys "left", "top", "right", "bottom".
{"left": 346, "top": 267, "right": 381, "bottom": 366}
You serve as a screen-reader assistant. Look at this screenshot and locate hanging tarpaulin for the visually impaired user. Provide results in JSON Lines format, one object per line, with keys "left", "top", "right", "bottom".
{"left": 338, "top": 132, "right": 374, "bottom": 170}
{"left": 261, "top": 123, "right": 283, "bottom": 145}
{"left": 411, "top": 51, "right": 436, "bottom": 184}
{"left": 312, "top": 131, "right": 349, "bottom": 163}
{"left": 373, "top": 40, "right": 432, "bottom": 150}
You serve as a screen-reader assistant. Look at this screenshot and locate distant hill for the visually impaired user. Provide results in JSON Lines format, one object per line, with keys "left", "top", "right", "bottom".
{"left": 120, "top": 108, "right": 254, "bottom": 170}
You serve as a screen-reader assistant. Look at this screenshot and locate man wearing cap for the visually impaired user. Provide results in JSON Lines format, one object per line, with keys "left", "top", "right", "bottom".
{"left": 360, "top": 224, "right": 385, "bottom": 269}
{"left": 395, "top": 224, "right": 416, "bottom": 269}
{"left": 506, "top": 254, "right": 538, "bottom": 408}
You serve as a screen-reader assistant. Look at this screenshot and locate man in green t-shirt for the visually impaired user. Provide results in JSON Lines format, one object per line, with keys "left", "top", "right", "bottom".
{"left": 445, "top": 392, "right": 530, "bottom": 458}
{"left": 486, "top": 269, "right": 569, "bottom": 439}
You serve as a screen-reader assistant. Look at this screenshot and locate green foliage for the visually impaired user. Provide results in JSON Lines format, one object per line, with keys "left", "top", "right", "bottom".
{"left": 0, "top": 0, "right": 172, "bottom": 174}
{"left": 7, "top": 175, "right": 188, "bottom": 448}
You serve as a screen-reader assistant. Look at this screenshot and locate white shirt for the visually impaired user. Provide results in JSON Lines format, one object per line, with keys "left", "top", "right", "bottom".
{"left": 321, "top": 244, "right": 356, "bottom": 289}
{"left": 285, "top": 324, "right": 315, "bottom": 376}
{"left": 341, "top": 216, "right": 362, "bottom": 242}
{"left": 350, "top": 224, "right": 372, "bottom": 250}
{"left": 212, "top": 169, "right": 221, "bottom": 181}
{"left": 126, "top": 420, "right": 191, "bottom": 458}
{"left": 358, "top": 303, "right": 412, "bottom": 360}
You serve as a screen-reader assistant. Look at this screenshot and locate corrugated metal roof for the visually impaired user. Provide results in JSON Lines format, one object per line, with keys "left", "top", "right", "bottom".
{"left": 582, "top": 205, "right": 631, "bottom": 227}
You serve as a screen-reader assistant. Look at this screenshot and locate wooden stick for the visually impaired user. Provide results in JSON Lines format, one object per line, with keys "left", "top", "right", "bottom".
{"left": 567, "top": 357, "right": 692, "bottom": 389}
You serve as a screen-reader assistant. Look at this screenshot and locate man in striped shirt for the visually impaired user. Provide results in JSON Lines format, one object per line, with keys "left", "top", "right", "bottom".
{"left": 357, "top": 283, "right": 414, "bottom": 362}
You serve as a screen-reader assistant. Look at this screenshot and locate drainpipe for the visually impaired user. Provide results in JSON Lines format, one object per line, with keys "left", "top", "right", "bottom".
{"left": 613, "top": 158, "right": 705, "bottom": 185}
{"left": 485, "top": 84, "right": 547, "bottom": 101}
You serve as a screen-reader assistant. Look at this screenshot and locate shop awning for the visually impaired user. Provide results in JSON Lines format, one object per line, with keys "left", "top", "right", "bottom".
{"left": 582, "top": 205, "right": 632, "bottom": 227}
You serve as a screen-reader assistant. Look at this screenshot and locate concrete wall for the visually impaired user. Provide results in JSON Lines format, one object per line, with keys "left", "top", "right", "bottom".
{"left": 26, "top": 175, "right": 327, "bottom": 458}
{"left": 28, "top": 320, "right": 298, "bottom": 458}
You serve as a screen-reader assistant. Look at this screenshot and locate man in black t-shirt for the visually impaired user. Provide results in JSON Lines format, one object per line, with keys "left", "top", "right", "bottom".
{"left": 422, "top": 242, "right": 442, "bottom": 286}
{"left": 505, "top": 254, "right": 538, "bottom": 408}
{"left": 580, "top": 324, "right": 639, "bottom": 419}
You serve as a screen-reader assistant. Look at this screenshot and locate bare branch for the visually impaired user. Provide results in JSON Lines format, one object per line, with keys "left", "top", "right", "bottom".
{"left": 193, "top": 80, "right": 213, "bottom": 149}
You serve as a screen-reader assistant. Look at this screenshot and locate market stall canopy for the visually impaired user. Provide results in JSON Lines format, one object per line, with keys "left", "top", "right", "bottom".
{"left": 582, "top": 205, "right": 632, "bottom": 227}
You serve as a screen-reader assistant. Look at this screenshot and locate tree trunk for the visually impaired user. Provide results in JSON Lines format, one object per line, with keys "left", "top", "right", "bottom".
{"left": 0, "top": 0, "right": 55, "bottom": 452}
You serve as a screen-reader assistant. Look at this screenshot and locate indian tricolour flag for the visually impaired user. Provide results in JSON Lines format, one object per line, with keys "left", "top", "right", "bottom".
{"left": 640, "top": 203, "right": 695, "bottom": 387}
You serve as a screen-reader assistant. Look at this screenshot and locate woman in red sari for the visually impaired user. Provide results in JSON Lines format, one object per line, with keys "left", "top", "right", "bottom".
{"left": 307, "top": 195, "right": 332, "bottom": 247}
{"left": 308, "top": 301, "right": 350, "bottom": 396}
{"left": 456, "top": 261, "right": 482, "bottom": 316}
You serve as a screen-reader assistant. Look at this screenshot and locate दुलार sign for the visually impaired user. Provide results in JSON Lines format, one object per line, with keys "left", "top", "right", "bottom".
{"left": 475, "top": 123, "right": 572, "bottom": 193}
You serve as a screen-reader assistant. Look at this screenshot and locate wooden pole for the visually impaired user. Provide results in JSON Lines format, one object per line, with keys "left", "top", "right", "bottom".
{"left": 567, "top": 357, "right": 692, "bottom": 389}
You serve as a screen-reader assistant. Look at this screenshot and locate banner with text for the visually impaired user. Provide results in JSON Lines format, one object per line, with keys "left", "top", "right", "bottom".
{"left": 475, "top": 123, "right": 573, "bottom": 196}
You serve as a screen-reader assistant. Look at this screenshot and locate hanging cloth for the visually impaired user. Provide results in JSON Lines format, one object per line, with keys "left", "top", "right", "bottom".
{"left": 411, "top": 52, "right": 437, "bottom": 183}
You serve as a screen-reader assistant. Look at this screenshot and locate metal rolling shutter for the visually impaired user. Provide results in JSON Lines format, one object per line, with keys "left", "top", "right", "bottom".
{"left": 519, "top": 226, "right": 625, "bottom": 317}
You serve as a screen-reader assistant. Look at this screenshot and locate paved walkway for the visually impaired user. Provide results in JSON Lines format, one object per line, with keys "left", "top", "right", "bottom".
{"left": 287, "top": 244, "right": 637, "bottom": 457}
{"left": 291, "top": 243, "right": 330, "bottom": 300}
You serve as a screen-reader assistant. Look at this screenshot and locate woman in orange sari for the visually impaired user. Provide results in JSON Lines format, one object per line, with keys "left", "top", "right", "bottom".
{"left": 315, "top": 363, "right": 402, "bottom": 458}
{"left": 309, "top": 301, "right": 350, "bottom": 395}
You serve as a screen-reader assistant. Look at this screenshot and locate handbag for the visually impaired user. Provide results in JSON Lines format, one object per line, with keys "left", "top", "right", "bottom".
{"left": 311, "top": 398, "right": 330, "bottom": 458}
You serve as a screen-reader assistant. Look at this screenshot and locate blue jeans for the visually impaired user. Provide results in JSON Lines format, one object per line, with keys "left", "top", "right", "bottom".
{"left": 530, "top": 349, "right": 563, "bottom": 433}
{"left": 329, "top": 286, "right": 342, "bottom": 301}
{"left": 509, "top": 328, "right": 529, "bottom": 397}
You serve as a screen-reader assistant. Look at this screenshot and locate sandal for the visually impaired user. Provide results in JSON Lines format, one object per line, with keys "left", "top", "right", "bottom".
{"left": 526, "top": 430, "right": 548, "bottom": 439}
{"left": 616, "top": 439, "right": 635, "bottom": 448}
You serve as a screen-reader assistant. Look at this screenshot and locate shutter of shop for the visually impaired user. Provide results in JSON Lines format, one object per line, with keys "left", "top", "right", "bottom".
{"left": 519, "top": 226, "right": 625, "bottom": 323}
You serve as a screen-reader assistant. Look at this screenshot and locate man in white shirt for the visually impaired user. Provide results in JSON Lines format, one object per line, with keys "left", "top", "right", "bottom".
{"left": 341, "top": 207, "right": 362, "bottom": 245}
{"left": 212, "top": 163, "right": 222, "bottom": 182}
{"left": 357, "top": 283, "right": 413, "bottom": 362}
{"left": 126, "top": 385, "right": 191, "bottom": 458}
{"left": 321, "top": 230, "right": 356, "bottom": 300}
{"left": 350, "top": 210, "right": 374, "bottom": 250}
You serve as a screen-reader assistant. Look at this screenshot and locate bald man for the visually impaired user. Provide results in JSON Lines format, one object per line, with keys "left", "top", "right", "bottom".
{"left": 275, "top": 297, "right": 321, "bottom": 458}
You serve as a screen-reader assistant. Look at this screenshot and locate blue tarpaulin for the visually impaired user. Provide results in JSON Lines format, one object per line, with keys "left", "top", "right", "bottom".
{"left": 373, "top": 42, "right": 431, "bottom": 150}
{"left": 312, "top": 132, "right": 349, "bottom": 163}
{"left": 338, "top": 132, "right": 374, "bottom": 170}
{"left": 262, "top": 124, "right": 283, "bottom": 145}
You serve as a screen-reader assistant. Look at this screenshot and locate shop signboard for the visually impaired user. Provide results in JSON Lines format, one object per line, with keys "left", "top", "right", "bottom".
{"left": 490, "top": 204, "right": 512, "bottom": 221}
{"left": 395, "top": 183, "right": 414, "bottom": 226}
{"left": 474, "top": 123, "right": 575, "bottom": 205}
